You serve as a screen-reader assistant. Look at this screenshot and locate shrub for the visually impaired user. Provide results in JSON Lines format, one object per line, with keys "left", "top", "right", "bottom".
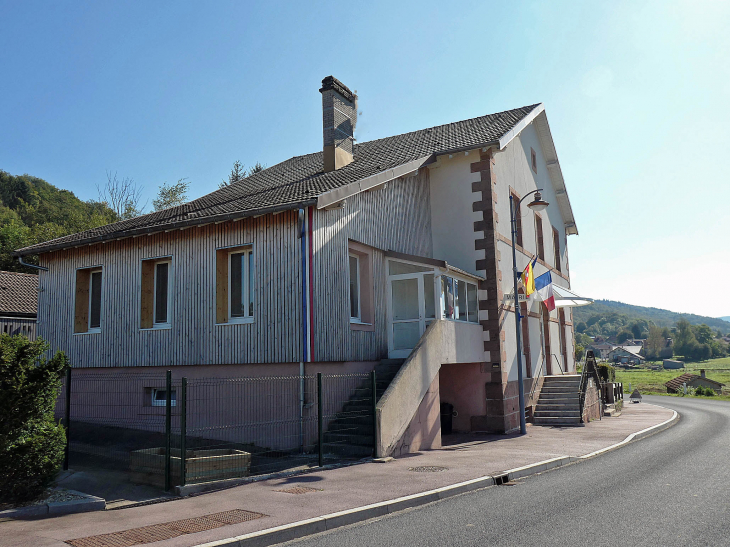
{"left": 0, "top": 334, "right": 68, "bottom": 504}
{"left": 596, "top": 363, "right": 616, "bottom": 383}
{"left": 694, "top": 385, "right": 715, "bottom": 397}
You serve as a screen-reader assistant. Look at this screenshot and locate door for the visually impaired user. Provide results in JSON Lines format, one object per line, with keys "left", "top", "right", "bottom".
{"left": 387, "top": 261, "right": 436, "bottom": 358}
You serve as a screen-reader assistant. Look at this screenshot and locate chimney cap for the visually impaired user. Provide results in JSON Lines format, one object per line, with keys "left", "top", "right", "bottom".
{"left": 320, "top": 76, "right": 355, "bottom": 102}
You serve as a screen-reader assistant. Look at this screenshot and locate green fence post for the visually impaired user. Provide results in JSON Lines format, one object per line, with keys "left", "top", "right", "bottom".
{"left": 180, "top": 377, "right": 187, "bottom": 487}
{"left": 317, "top": 372, "right": 323, "bottom": 467}
{"left": 371, "top": 370, "right": 378, "bottom": 458}
{"left": 63, "top": 367, "right": 71, "bottom": 471}
{"left": 165, "top": 370, "right": 172, "bottom": 492}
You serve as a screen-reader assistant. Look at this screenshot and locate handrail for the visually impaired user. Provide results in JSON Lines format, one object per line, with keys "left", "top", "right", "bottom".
{"left": 529, "top": 354, "right": 546, "bottom": 403}
{"left": 579, "top": 350, "right": 604, "bottom": 422}
{"left": 552, "top": 354, "right": 565, "bottom": 375}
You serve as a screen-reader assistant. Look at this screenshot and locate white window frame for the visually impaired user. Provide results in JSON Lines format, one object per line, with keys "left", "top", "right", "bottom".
{"left": 228, "top": 247, "right": 254, "bottom": 324}
{"left": 437, "top": 273, "right": 479, "bottom": 324}
{"left": 87, "top": 267, "right": 103, "bottom": 333}
{"left": 152, "top": 259, "right": 172, "bottom": 329}
{"left": 151, "top": 388, "right": 176, "bottom": 407}
{"left": 349, "top": 253, "right": 362, "bottom": 323}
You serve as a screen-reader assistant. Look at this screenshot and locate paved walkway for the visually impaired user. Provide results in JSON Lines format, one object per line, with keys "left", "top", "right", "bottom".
{"left": 0, "top": 402, "right": 674, "bottom": 547}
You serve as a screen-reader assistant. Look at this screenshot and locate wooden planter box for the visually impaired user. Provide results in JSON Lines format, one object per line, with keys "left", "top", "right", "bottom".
{"left": 130, "top": 448, "right": 251, "bottom": 488}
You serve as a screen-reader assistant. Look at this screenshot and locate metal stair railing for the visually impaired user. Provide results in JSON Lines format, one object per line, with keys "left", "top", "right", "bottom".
{"left": 552, "top": 354, "right": 566, "bottom": 375}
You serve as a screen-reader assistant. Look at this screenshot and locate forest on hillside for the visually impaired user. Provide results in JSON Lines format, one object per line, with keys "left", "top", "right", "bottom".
{"left": 0, "top": 171, "right": 119, "bottom": 272}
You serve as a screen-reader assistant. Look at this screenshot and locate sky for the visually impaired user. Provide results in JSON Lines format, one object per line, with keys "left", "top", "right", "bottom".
{"left": 1, "top": 0, "right": 728, "bottom": 318}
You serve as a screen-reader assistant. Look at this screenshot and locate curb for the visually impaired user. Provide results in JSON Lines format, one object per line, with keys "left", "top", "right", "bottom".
{"left": 189, "top": 408, "right": 679, "bottom": 546}
{"left": 0, "top": 490, "right": 105, "bottom": 520}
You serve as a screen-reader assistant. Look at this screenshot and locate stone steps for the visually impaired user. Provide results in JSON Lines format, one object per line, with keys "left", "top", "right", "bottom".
{"left": 533, "top": 375, "right": 583, "bottom": 427}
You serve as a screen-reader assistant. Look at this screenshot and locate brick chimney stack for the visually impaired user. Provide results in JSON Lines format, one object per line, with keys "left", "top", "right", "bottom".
{"left": 320, "top": 76, "right": 357, "bottom": 172}
{"left": 701, "top": 369, "right": 706, "bottom": 378}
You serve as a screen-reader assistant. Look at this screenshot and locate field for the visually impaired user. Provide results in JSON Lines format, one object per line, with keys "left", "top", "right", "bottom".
{"left": 614, "top": 357, "right": 730, "bottom": 401}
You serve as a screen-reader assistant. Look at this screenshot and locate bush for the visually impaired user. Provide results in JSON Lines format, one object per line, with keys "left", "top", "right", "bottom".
{"left": 0, "top": 335, "right": 68, "bottom": 504}
{"left": 596, "top": 363, "right": 616, "bottom": 383}
{"left": 694, "top": 385, "right": 715, "bottom": 397}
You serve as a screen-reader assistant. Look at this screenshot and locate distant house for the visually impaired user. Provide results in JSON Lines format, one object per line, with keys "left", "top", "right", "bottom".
{"left": 665, "top": 370, "right": 725, "bottom": 395}
{"left": 663, "top": 359, "right": 684, "bottom": 370}
{"left": 608, "top": 346, "right": 644, "bottom": 365}
{"left": 588, "top": 342, "right": 613, "bottom": 360}
{"left": 0, "top": 271, "right": 38, "bottom": 340}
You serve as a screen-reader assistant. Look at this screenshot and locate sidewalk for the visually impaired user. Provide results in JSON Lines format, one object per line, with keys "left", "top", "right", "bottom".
{"left": 0, "top": 402, "right": 675, "bottom": 547}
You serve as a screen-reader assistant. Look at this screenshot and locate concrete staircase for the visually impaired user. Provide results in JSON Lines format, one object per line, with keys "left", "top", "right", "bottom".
{"left": 321, "top": 359, "right": 404, "bottom": 457}
{"left": 533, "top": 375, "right": 583, "bottom": 427}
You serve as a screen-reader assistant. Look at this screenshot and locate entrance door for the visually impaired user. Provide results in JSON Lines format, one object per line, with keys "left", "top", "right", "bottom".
{"left": 387, "top": 261, "right": 435, "bottom": 359}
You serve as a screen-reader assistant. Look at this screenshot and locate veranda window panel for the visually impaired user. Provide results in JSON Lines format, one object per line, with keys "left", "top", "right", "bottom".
{"left": 445, "top": 277, "right": 455, "bottom": 319}
{"left": 467, "top": 283, "right": 478, "bottom": 323}
{"left": 458, "top": 280, "right": 467, "bottom": 321}
{"left": 423, "top": 274, "right": 435, "bottom": 319}
{"left": 392, "top": 278, "right": 419, "bottom": 320}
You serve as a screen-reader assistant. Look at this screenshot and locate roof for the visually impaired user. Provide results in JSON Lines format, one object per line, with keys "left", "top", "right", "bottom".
{"left": 15, "top": 102, "right": 575, "bottom": 257}
{"left": 0, "top": 271, "right": 38, "bottom": 317}
{"left": 665, "top": 373, "right": 725, "bottom": 391}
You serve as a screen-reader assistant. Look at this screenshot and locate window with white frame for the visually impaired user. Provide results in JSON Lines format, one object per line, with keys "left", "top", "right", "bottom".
{"left": 229, "top": 248, "right": 254, "bottom": 321}
{"left": 141, "top": 257, "right": 172, "bottom": 329}
{"left": 349, "top": 254, "right": 360, "bottom": 321}
{"left": 439, "top": 274, "right": 479, "bottom": 323}
{"left": 74, "top": 266, "right": 103, "bottom": 334}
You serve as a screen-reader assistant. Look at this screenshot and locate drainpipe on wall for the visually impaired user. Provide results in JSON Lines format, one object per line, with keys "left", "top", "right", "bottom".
{"left": 298, "top": 208, "right": 307, "bottom": 454}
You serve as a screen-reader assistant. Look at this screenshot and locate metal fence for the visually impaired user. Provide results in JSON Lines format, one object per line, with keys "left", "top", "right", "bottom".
{"left": 55, "top": 370, "right": 376, "bottom": 492}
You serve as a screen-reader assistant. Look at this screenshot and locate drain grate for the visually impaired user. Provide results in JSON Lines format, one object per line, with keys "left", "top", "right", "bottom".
{"left": 408, "top": 466, "right": 449, "bottom": 473}
{"left": 275, "top": 486, "right": 322, "bottom": 495}
{"left": 66, "top": 509, "right": 267, "bottom": 547}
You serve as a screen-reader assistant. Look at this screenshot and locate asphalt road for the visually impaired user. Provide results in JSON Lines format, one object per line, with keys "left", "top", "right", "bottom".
{"left": 280, "top": 396, "right": 730, "bottom": 547}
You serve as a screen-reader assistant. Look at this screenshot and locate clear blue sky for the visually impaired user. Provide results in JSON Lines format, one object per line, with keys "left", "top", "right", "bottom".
{"left": 1, "top": 0, "right": 727, "bottom": 318}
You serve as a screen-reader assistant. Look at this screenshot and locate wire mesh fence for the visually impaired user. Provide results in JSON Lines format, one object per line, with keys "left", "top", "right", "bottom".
{"left": 55, "top": 370, "right": 376, "bottom": 493}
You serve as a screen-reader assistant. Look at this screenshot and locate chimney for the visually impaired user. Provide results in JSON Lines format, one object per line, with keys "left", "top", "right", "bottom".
{"left": 701, "top": 369, "right": 706, "bottom": 378}
{"left": 320, "top": 76, "right": 357, "bottom": 172}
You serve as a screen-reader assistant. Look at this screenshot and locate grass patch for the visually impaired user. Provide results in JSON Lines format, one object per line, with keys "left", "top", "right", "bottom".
{"left": 615, "top": 356, "right": 730, "bottom": 401}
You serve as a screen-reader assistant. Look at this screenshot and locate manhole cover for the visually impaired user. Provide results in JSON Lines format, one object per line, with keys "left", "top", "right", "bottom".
{"left": 408, "top": 466, "right": 449, "bottom": 472}
{"left": 66, "top": 509, "right": 267, "bottom": 547}
{"left": 276, "top": 486, "right": 322, "bottom": 494}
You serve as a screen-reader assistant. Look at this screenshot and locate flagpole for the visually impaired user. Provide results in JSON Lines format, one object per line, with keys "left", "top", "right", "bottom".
{"left": 510, "top": 189, "right": 548, "bottom": 436}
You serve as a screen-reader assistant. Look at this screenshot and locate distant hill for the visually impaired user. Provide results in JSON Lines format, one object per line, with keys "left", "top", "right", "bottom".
{"left": 0, "top": 170, "right": 118, "bottom": 272}
{"left": 720, "top": 316, "right": 730, "bottom": 323}
{"left": 573, "top": 300, "right": 730, "bottom": 335}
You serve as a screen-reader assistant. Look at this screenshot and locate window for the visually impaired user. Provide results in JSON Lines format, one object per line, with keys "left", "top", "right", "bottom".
{"left": 151, "top": 388, "right": 176, "bottom": 407}
{"left": 511, "top": 192, "right": 523, "bottom": 248}
{"left": 552, "top": 227, "right": 561, "bottom": 272}
{"left": 74, "top": 267, "right": 102, "bottom": 334}
{"left": 531, "top": 147, "right": 537, "bottom": 173}
{"left": 349, "top": 243, "right": 374, "bottom": 328}
{"left": 535, "top": 214, "right": 545, "bottom": 261}
{"left": 229, "top": 249, "right": 254, "bottom": 321}
{"left": 349, "top": 254, "right": 360, "bottom": 321}
{"left": 439, "top": 275, "right": 479, "bottom": 323}
{"left": 141, "top": 258, "right": 172, "bottom": 329}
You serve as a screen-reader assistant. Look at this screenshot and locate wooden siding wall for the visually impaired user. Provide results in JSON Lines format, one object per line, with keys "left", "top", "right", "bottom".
{"left": 37, "top": 211, "right": 302, "bottom": 368}
{"left": 1, "top": 317, "right": 37, "bottom": 340}
{"left": 312, "top": 170, "right": 433, "bottom": 362}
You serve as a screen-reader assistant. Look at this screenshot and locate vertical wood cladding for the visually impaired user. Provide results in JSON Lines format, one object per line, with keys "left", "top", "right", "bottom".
{"left": 37, "top": 211, "right": 302, "bottom": 368}
{"left": 311, "top": 170, "right": 432, "bottom": 362}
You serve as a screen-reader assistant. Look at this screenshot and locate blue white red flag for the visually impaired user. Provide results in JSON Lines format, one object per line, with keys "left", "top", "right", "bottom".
{"left": 533, "top": 271, "right": 555, "bottom": 312}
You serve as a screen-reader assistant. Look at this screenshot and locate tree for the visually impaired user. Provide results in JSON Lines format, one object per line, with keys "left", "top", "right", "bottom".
{"left": 97, "top": 171, "right": 145, "bottom": 220}
{"left": 674, "top": 318, "right": 697, "bottom": 358}
{"left": 617, "top": 329, "right": 632, "bottom": 344}
{"left": 0, "top": 335, "right": 68, "bottom": 504}
{"left": 576, "top": 321, "right": 587, "bottom": 333}
{"left": 575, "top": 344, "right": 585, "bottom": 361}
{"left": 646, "top": 325, "right": 666, "bottom": 361}
{"left": 693, "top": 324, "right": 714, "bottom": 345}
{"left": 219, "top": 161, "right": 267, "bottom": 189}
{"left": 153, "top": 178, "right": 190, "bottom": 211}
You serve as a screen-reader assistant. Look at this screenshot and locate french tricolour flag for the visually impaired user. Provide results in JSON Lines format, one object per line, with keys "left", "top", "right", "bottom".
{"left": 533, "top": 271, "right": 556, "bottom": 312}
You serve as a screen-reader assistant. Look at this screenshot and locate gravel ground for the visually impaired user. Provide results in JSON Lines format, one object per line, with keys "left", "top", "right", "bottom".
{"left": 0, "top": 489, "right": 88, "bottom": 510}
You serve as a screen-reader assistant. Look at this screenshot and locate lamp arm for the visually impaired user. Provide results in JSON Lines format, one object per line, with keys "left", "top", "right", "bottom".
{"left": 518, "top": 188, "right": 543, "bottom": 207}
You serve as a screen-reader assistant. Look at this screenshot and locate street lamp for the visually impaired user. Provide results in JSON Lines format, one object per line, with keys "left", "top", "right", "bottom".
{"left": 509, "top": 189, "right": 549, "bottom": 435}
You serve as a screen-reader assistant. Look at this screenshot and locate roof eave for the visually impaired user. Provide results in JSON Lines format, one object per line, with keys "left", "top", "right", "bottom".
{"left": 13, "top": 198, "right": 318, "bottom": 257}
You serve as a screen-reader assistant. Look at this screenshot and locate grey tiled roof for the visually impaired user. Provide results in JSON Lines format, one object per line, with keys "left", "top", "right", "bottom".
{"left": 0, "top": 271, "right": 38, "bottom": 317}
{"left": 15, "top": 104, "right": 539, "bottom": 256}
